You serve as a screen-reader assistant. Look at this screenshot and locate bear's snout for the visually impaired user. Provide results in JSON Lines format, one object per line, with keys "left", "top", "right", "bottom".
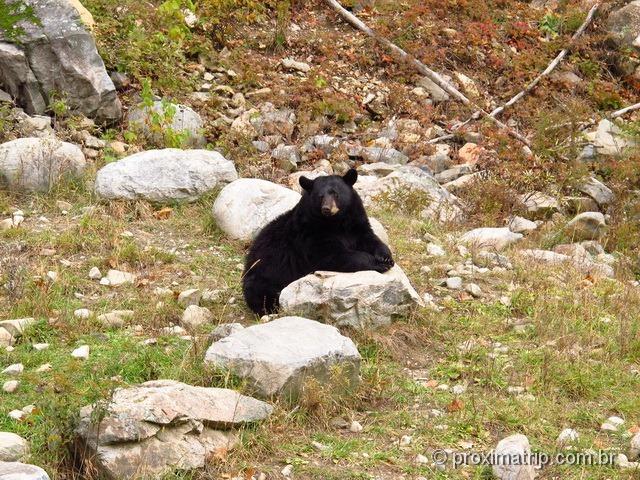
{"left": 321, "top": 196, "right": 340, "bottom": 216}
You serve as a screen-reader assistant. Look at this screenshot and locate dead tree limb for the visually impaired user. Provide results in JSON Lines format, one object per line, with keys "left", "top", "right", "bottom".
{"left": 483, "top": 3, "right": 600, "bottom": 120}
{"left": 324, "top": 0, "right": 532, "bottom": 146}
{"left": 611, "top": 102, "right": 640, "bottom": 119}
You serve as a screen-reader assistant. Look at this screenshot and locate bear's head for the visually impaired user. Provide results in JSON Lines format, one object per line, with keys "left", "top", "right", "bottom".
{"left": 299, "top": 169, "right": 358, "bottom": 219}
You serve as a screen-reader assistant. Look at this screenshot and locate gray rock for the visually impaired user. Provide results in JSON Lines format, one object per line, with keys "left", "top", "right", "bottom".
{"left": 0, "top": 461, "right": 50, "bottom": 480}
{"left": 0, "top": 318, "right": 35, "bottom": 347}
{"left": 460, "top": 227, "right": 522, "bottom": 251}
{"left": 279, "top": 265, "right": 423, "bottom": 329}
{"left": 94, "top": 149, "right": 237, "bottom": 202}
{"left": 104, "top": 269, "right": 136, "bottom": 286}
{"left": 583, "top": 119, "right": 636, "bottom": 156}
{"left": 519, "top": 192, "right": 559, "bottom": 218}
{"left": 607, "top": 1, "right": 640, "bottom": 50}
{"left": 212, "top": 178, "right": 301, "bottom": 241}
{"left": 424, "top": 144, "right": 452, "bottom": 173}
{"left": 577, "top": 177, "right": 615, "bottom": 207}
{"left": 0, "top": 328, "right": 13, "bottom": 348}
{"left": 562, "top": 196, "right": 599, "bottom": 214}
{"left": 75, "top": 380, "right": 272, "bottom": 479}
{"left": 507, "top": 216, "right": 538, "bottom": 234}
{"left": 0, "top": 89, "right": 12, "bottom": 103}
{"left": 0, "top": 432, "right": 28, "bottom": 462}
{"left": 271, "top": 145, "right": 300, "bottom": 172}
{"left": 0, "top": 138, "right": 86, "bottom": 192}
{"left": 14, "top": 112, "right": 53, "bottom": 138}
{"left": 0, "top": 0, "right": 121, "bottom": 122}
{"left": 127, "top": 101, "right": 205, "bottom": 147}
{"left": 281, "top": 58, "right": 311, "bottom": 73}
{"left": 416, "top": 75, "right": 454, "bottom": 103}
{"left": 205, "top": 316, "right": 360, "bottom": 399}
{"left": 209, "top": 323, "right": 244, "bottom": 342}
{"left": 360, "top": 146, "right": 409, "bottom": 165}
{"left": 354, "top": 166, "right": 461, "bottom": 223}
{"left": 97, "top": 310, "right": 134, "bottom": 328}
{"left": 446, "top": 276, "right": 462, "bottom": 290}
{"left": 565, "top": 212, "right": 606, "bottom": 241}
{"left": 492, "top": 434, "right": 536, "bottom": 480}
{"left": 435, "top": 164, "right": 474, "bottom": 184}
{"left": 181, "top": 305, "right": 213, "bottom": 329}
{"left": 631, "top": 432, "right": 640, "bottom": 460}
{"left": 303, "top": 135, "right": 341, "bottom": 155}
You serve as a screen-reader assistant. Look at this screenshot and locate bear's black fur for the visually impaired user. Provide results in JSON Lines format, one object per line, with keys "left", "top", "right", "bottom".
{"left": 242, "top": 169, "right": 394, "bottom": 316}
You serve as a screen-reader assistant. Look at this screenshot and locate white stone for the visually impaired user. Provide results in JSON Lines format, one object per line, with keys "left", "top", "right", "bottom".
{"left": 565, "top": 212, "right": 606, "bottom": 241}
{"left": 74, "top": 308, "right": 91, "bottom": 319}
{"left": 427, "top": 243, "right": 446, "bottom": 257}
{"left": 460, "top": 227, "right": 522, "bottom": 251}
{"left": 181, "top": 305, "right": 213, "bottom": 329}
{"left": 2, "top": 380, "right": 19, "bottom": 393}
{"left": 0, "top": 461, "right": 49, "bottom": 479}
{"left": 492, "top": 434, "right": 536, "bottom": 480}
{"left": 577, "top": 177, "right": 615, "bottom": 207}
{"left": 127, "top": 102, "right": 205, "bottom": 148}
{"left": 282, "top": 58, "right": 311, "bottom": 73}
{"left": 1, "top": 364, "right": 23, "bottom": 375}
{"left": 630, "top": 432, "right": 640, "bottom": 460}
{"left": 97, "top": 310, "right": 134, "bottom": 328}
{"left": 95, "top": 149, "right": 237, "bottom": 202}
{"left": 178, "top": 288, "right": 201, "bottom": 307}
{"left": 279, "top": 265, "right": 423, "bottom": 330}
{"left": 71, "top": 345, "right": 90, "bottom": 360}
{"left": 446, "top": 276, "right": 463, "bottom": 290}
{"left": 584, "top": 119, "right": 637, "bottom": 156}
{"left": 35, "top": 364, "right": 52, "bottom": 373}
{"left": 88, "top": 267, "right": 102, "bottom": 279}
{"left": 508, "top": 216, "right": 538, "bottom": 234}
{"left": 105, "top": 269, "right": 136, "bottom": 286}
{"left": 557, "top": 428, "right": 579, "bottom": 446}
{"left": 349, "top": 421, "right": 363, "bottom": 433}
{"left": 205, "top": 317, "right": 361, "bottom": 399}
{"left": 212, "top": 179, "right": 301, "bottom": 241}
{"left": 601, "top": 416, "right": 625, "bottom": 432}
{"left": 32, "top": 343, "right": 49, "bottom": 351}
{"left": 0, "top": 138, "right": 86, "bottom": 192}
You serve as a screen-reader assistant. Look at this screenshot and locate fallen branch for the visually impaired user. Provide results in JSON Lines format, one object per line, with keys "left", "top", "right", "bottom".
{"left": 324, "top": 0, "right": 531, "bottom": 146}
{"left": 611, "top": 102, "right": 640, "bottom": 119}
{"left": 484, "top": 3, "right": 600, "bottom": 119}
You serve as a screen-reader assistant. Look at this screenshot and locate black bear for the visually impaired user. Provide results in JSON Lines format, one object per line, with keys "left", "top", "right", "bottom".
{"left": 242, "top": 169, "right": 394, "bottom": 316}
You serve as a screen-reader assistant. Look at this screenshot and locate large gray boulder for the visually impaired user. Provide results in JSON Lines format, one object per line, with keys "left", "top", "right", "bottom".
{"left": 0, "top": 138, "right": 85, "bottom": 191}
{"left": 0, "top": 0, "right": 121, "bottom": 122}
{"left": 212, "top": 178, "right": 301, "bottom": 241}
{"left": 0, "top": 462, "right": 50, "bottom": 480}
{"left": 205, "top": 316, "right": 361, "bottom": 400}
{"left": 127, "top": 101, "right": 205, "bottom": 148}
{"left": 279, "top": 265, "right": 423, "bottom": 329}
{"left": 75, "top": 380, "right": 272, "bottom": 479}
{"left": 0, "top": 432, "right": 28, "bottom": 462}
{"left": 607, "top": 1, "right": 640, "bottom": 50}
{"left": 94, "top": 149, "right": 237, "bottom": 202}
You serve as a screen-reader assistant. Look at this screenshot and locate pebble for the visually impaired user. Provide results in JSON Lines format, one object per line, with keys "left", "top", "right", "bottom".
{"left": 557, "top": 428, "right": 579, "bottom": 445}
{"left": 74, "top": 308, "right": 92, "bottom": 319}
{"left": 465, "top": 283, "right": 482, "bottom": 297}
{"left": 2, "top": 363, "right": 24, "bottom": 375}
{"left": 451, "top": 384, "right": 467, "bottom": 395}
{"left": 35, "top": 364, "right": 52, "bottom": 373}
{"left": 178, "top": 288, "right": 201, "bottom": 307}
{"left": 415, "top": 454, "right": 429, "bottom": 464}
{"left": 601, "top": 416, "right": 625, "bottom": 432}
{"left": 427, "top": 243, "right": 446, "bottom": 257}
{"left": 281, "top": 464, "right": 293, "bottom": 477}
{"left": 349, "top": 421, "right": 363, "bottom": 433}
{"left": 32, "top": 343, "right": 49, "bottom": 351}
{"left": 8, "top": 410, "right": 24, "bottom": 420}
{"left": 71, "top": 345, "right": 90, "bottom": 360}
{"left": 446, "top": 276, "right": 463, "bottom": 290}
{"left": 88, "top": 267, "right": 102, "bottom": 280}
{"left": 400, "top": 435, "right": 412, "bottom": 446}
{"left": 3, "top": 380, "right": 19, "bottom": 393}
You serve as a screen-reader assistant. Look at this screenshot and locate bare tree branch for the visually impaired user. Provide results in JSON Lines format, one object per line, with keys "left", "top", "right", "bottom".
{"left": 611, "top": 102, "right": 640, "bottom": 119}
{"left": 323, "top": 0, "right": 532, "bottom": 146}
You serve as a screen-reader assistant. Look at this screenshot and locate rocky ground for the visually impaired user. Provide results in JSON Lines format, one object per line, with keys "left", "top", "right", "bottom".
{"left": 1, "top": 0, "right": 640, "bottom": 479}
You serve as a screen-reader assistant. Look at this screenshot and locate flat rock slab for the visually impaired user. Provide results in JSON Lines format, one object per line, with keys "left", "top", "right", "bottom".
{"left": 75, "top": 380, "right": 272, "bottom": 479}
{"left": 0, "top": 0, "right": 121, "bottom": 122}
{"left": 0, "top": 138, "right": 86, "bottom": 192}
{"left": 0, "top": 461, "right": 50, "bottom": 480}
{"left": 205, "top": 316, "right": 361, "bottom": 399}
{"left": 95, "top": 149, "right": 237, "bottom": 202}
{"left": 212, "top": 178, "right": 301, "bottom": 241}
{"left": 279, "top": 265, "right": 423, "bottom": 329}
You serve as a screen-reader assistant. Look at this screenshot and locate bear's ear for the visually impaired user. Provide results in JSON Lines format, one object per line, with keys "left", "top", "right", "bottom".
{"left": 299, "top": 176, "right": 314, "bottom": 192}
{"left": 343, "top": 168, "right": 358, "bottom": 186}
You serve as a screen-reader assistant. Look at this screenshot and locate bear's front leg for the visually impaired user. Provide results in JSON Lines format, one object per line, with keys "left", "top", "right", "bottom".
{"left": 321, "top": 250, "right": 389, "bottom": 273}
{"left": 357, "top": 232, "right": 394, "bottom": 272}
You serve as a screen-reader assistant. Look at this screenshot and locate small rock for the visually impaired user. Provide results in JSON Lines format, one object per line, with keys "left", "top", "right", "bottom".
{"left": 35, "top": 364, "right": 52, "bottom": 373}
{"left": 492, "top": 434, "right": 536, "bottom": 480}
{"left": 32, "top": 343, "right": 49, "bottom": 351}
{"left": 400, "top": 435, "right": 412, "bottom": 446}
{"left": 104, "top": 269, "right": 136, "bottom": 287}
{"left": 88, "top": 267, "right": 102, "bottom": 280}
{"left": 465, "top": 283, "right": 482, "bottom": 297}
{"left": 508, "top": 216, "right": 538, "bottom": 234}
{"left": 178, "top": 288, "right": 201, "bottom": 307}
{"left": 446, "top": 276, "right": 463, "bottom": 290}
{"left": 2, "top": 380, "right": 19, "bottom": 393}
{"left": 565, "top": 212, "right": 606, "bottom": 241}
{"left": 0, "top": 431, "right": 29, "bottom": 461}
{"left": 601, "top": 416, "right": 624, "bottom": 432}
{"left": 460, "top": 227, "right": 522, "bottom": 251}
{"left": 1, "top": 364, "right": 24, "bottom": 376}
{"left": 74, "top": 308, "right": 92, "bottom": 319}
{"left": 349, "top": 421, "right": 363, "bottom": 433}
{"left": 281, "top": 464, "right": 294, "bottom": 477}
{"left": 577, "top": 177, "right": 615, "bottom": 208}
{"left": 281, "top": 58, "right": 311, "bottom": 73}
{"left": 630, "top": 432, "right": 640, "bottom": 461}
{"left": 97, "top": 310, "right": 134, "bottom": 328}
{"left": 181, "top": 305, "right": 213, "bottom": 329}
{"left": 209, "top": 323, "right": 244, "bottom": 341}
{"left": 557, "top": 428, "right": 579, "bottom": 446}
{"left": 426, "top": 243, "right": 446, "bottom": 257}
{"left": 71, "top": 345, "right": 90, "bottom": 360}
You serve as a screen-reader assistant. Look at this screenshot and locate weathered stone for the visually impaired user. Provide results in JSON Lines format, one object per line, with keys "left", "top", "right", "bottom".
{"left": 0, "top": 328, "right": 13, "bottom": 348}
{"left": 492, "top": 434, "right": 536, "bottom": 480}
{"left": 271, "top": 145, "right": 300, "bottom": 172}
{"left": 583, "top": 119, "right": 636, "bottom": 156}
{"left": 212, "top": 179, "right": 301, "bottom": 241}
{"left": 104, "top": 270, "right": 136, "bottom": 287}
{"left": 0, "top": 0, "right": 121, "bottom": 122}
{"left": 209, "top": 323, "right": 244, "bottom": 342}
{"left": 519, "top": 192, "right": 559, "bottom": 219}
{"left": 360, "top": 146, "right": 409, "bottom": 165}
{"left": 127, "top": 101, "right": 205, "bottom": 147}
{"left": 0, "top": 432, "right": 29, "bottom": 461}
{"left": 607, "top": 1, "right": 640, "bottom": 50}
{"left": 577, "top": 177, "right": 615, "bottom": 207}
{"left": 205, "top": 317, "right": 360, "bottom": 399}
{"left": 435, "top": 164, "right": 474, "bottom": 184}
{"left": 97, "top": 310, "right": 134, "bottom": 328}
{"left": 181, "top": 305, "right": 213, "bottom": 329}
{"left": 281, "top": 58, "right": 311, "bottom": 73}
{"left": 95, "top": 149, "right": 236, "bottom": 202}
{"left": 565, "top": 212, "right": 606, "bottom": 241}
{"left": 0, "top": 461, "right": 49, "bottom": 480}
{"left": 0, "top": 318, "right": 35, "bottom": 338}
{"left": 631, "top": 432, "right": 640, "bottom": 460}
{"left": 0, "top": 138, "right": 86, "bottom": 192}
{"left": 507, "top": 216, "right": 538, "bottom": 234}
{"left": 460, "top": 227, "right": 522, "bottom": 251}
{"left": 75, "top": 380, "right": 272, "bottom": 479}
{"left": 279, "top": 265, "right": 423, "bottom": 329}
